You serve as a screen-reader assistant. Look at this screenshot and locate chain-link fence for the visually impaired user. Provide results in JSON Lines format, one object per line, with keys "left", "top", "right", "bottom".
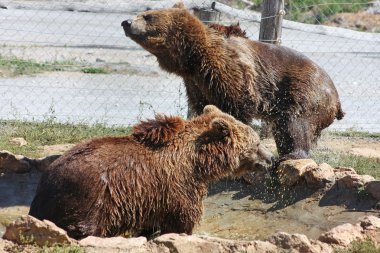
{"left": 0, "top": 0, "right": 379, "bottom": 132}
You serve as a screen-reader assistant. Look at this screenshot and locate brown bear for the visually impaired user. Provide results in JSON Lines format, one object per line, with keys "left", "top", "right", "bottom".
{"left": 28, "top": 105, "right": 273, "bottom": 239}
{"left": 121, "top": 6, "right": 345, "bottom": 161}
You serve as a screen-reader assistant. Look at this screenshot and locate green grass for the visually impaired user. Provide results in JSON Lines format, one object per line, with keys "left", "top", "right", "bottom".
{"left": 0, "top": 55, "right": 140, "bottom": 76}
{"left": 80, "top": 67, "right": 108, "bottom": 74}
{"left": 312, "top": 151, "right": 380, "bottom": 179}
{"left": 247, "top": 0, "right": 368, "bottom": 23}
{"left": 0, "top": 55, "right": 76, "bottom": 77}
{"left": 284, "top": 0, "right": 368, "bottom": 24}
{"left": 335, "top": 238, "right": 380, "bottom": 253}
{"left": 37, "top": 244, "right": 84, "bottom": 253}
{"left": 0, "top": 119, "right": 132, "bottom": 158}
{"left": 329, "top": 130, "right": 380, "bottom": 139}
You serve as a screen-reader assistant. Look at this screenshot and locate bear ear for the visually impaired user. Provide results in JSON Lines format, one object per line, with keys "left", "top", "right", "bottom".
{"left": 203, "top": 105, "right": 223, "bottom": 115}
{"left": 172, "top": 1, "right": 185, "bottom": 8}
{"left": 210, "top": 118, "right": 231, "bottom": 139}
{"left": 132, "top": 115, "right": 185, "bottom": 146}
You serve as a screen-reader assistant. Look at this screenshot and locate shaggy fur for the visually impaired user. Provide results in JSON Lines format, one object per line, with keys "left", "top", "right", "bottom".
{"left": 29, "top": 105, "right": 273, "bottom": 239}
{"left": 208, "top": 23, "right": 248, "bottom": 38}
{"left": 121, "top": 7, "right": 345, "bottom": 160}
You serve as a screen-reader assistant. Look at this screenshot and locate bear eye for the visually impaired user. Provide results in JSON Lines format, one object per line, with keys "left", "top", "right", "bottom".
{"left": 143, "top": 14, "right": 153, "bottom": 22}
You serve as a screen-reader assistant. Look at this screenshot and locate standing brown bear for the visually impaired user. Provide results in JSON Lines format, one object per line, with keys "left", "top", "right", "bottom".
{"left": 29, "top": 105, "right": 273, "bottom": 239}
{"left": 121, "top": 6, "right": 345, "bottom": 160}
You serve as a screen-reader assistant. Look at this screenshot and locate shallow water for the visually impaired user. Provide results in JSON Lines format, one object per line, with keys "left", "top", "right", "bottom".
{"left": 0, "top": 172, "right": 377, "bottom": 240}
{"left": 0, "top": 171, "right": 41, "bottom": 236}
{"left": 196, "top": 179, "right": 378, "bottom": 240}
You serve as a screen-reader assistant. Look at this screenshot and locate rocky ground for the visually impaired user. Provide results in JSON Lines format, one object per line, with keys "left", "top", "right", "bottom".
{"left": 1, "top": 214, "right": 380, "bottom": 253}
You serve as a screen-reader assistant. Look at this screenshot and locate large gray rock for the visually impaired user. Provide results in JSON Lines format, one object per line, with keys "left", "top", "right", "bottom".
{"left": 153, "top": 234, "right": 221, "bottom": 253}
{"left": 0, "top": 150, "right": 60, "bottom": 174}
{"left": 360, "top": 216, "right": 380, "bottom": 231}
{"left": 2, "top": 215, "right": 73, "bottom": 247}
{"left": 30, "top": 155, "right": 61, "bottom": 172}
{"left": 199, "top": 235, "right": 278, "bottom": 253}
{"left": 276, "top": 159, "right": 318, "bottom": 186}
{"left": 0, "top": 150, "right": 31, "bottom": 173}
{"left": 267, "top": 232, "right": 333, "bottom": 253}
{"left": 336, "top": 174, "right": 375, "bottom": 190}
{"left": 304, "top": 163, "right": 335, "bottom": 188}
{"left": 9, "top": 137, "right": 27, "bottom": 147}
{"left": 154, "top": 233, "right": 279, "bottom": 253}
{"left": 0, "top": 238, "right": 15, "bottom": 252}
{"left": 365, "top": 180, "right": 380, "bottom": 200}
{"left": 318, "top": 223, "right": 364, "bottom": 246}
{"left": 79, "top": 236, "right": 162, "bottom": 253}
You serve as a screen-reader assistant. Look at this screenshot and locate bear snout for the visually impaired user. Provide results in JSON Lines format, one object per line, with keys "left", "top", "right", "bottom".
{"left": 121, "top": 20, "right": 132, "bottom": 28}
{"left": 257, "top": 144, "right": 274, "bottom": 168}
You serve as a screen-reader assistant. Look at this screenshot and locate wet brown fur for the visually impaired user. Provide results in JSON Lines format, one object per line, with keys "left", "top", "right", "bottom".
{"left": 208, "top": 23, "right": 248, "bottom": 38}
{"left": 29, "top": 105, "right": 272, "bottom": 239}
{"left": 122, "top": 7, "right": 345, "bottom": 160}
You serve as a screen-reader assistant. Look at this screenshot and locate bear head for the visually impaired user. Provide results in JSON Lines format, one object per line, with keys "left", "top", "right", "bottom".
{"left": 131, "top": 105, "right": 273, "bottom": 180}
{"left": 198, "top": 105, "right": 273, "bottom": 178}
{"left": 121, "top": 5, "right": 202, "bottom": 57}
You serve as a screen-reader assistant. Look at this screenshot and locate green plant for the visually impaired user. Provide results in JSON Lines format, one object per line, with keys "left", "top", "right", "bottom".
{"left": 312, "top": 151, "right": 380, "bottom": 179}
{"left": 0, "top": 119, "right": 132, "bottom": 158}
{"left": 81, "top": 67, "right": 108, "bottom": 74}
{"left": 38, "top": 244, "right": 84, "bottom": 253}
{"left": 356, "top": 185, "right": 370, "bottom": 199}
{"left": 18, "top": 231, "right": 35, "bottom": 245}
{"left": 335, "top": 238, "right": 380, "bottom": 253}
{"left": 329, "top": 130, "right": 380, "bottom": 139}
{"left": 284, "top": 0, "right": 368, "bottom": 24}
{"left": 0, "top": 55, "right": 76, "bottom": 77}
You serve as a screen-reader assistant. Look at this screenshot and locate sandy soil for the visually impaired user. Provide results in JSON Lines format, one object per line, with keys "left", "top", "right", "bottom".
{"left": 258, "top": 134, "right": 380, "bottom": 159}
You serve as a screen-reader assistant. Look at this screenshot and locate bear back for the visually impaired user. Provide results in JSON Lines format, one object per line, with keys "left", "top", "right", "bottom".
{"left": 132, "top": 114, "right": 185, "bottom": 146}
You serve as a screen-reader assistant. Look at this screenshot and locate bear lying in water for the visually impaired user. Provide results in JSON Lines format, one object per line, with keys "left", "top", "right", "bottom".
{"left": 29, "top": 105, "right": 273, "bottom": 239}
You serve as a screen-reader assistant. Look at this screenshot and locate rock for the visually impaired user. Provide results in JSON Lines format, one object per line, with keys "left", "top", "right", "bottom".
{"left": 199, "top": 235, "right": 278, "bottom": 253}
{"left": 79, "top": 236, "right": 157, "bottom": 253}
{"left": 31, "top": 155, "right": 61, "bottom": 172}
{"left": 365, "top": 180, "right": 380, "bottom": 200}
{"left": 0, "top": 150, "right": 31, "bottom": 173}
{"left": 0, "top": 150, "right": 60, "bottom": 173}
{"left": 10, "top": 137, "right": 27, "bottom": 147}
{"left": 360, "top": 216, "right": 380, "bottom": 230}
{"left": 245, "top": 240, "right": 279, "bottom": 253}
{"left": 2, "top": 215, "right": 73, "bottom": 247}
{"left": 304, "top": 163, "right": 335, "bottom": 188}
{"left": 276, "top": 159, "right": 318, "bottom": 186}
{"left": 318, "top": 223, "right": 364, "bottom": 246}
{"left": 333, "top": 167, "right": 357, "bottom": 177}
{"left": 267, "top": 232, "right": 333, "bottom": 253}
{"left": 153, "top": 234, "right": 221, "bottom": 253}
{"left": 0, "top": 238, "right": 15, "bottom": 252}
{"left": 336, "top": 174, "right": 375, "bottom": 190}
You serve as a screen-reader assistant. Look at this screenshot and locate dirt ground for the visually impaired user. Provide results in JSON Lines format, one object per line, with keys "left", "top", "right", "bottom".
{"left": 251, "top": 134, "right": 380, "bottom": 160}
{"left": 317, "top": 135, "right": 380, "bottom": 159}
